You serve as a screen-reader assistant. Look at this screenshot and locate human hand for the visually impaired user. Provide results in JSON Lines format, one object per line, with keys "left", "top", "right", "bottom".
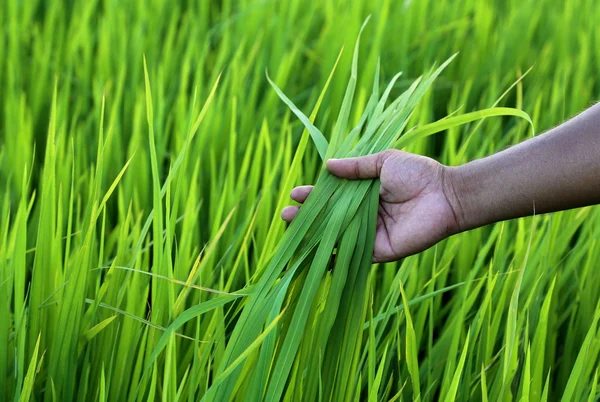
{"left": 281, "top": 150, "right": 461, "bottom": 262}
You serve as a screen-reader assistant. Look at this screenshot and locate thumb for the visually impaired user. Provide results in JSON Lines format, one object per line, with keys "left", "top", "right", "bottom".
{"left": 326, "top": 151, "right": 390, "bottom": 179}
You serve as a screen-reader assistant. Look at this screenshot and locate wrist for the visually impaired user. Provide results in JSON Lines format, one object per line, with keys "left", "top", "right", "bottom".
{"left": 444, "top": 160, "right": 500, "bottom": 234}
{"left": 440, "top": 164, "right": 470, "bottom": 234}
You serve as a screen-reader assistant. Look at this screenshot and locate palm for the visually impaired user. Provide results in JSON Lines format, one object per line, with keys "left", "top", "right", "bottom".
{"left": 374, "top": 152, "right": 457, "bottom": 262}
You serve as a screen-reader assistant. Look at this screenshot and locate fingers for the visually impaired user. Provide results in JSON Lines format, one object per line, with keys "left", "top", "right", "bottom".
{"left": 282, "top": 149, "right": 395, "bottom": 223}
{"left": 290, "top": 185, "right": 313, "bottom": 203}
{"left": 326, "top": 150, "right": 392, "bottom": 179}
{"left": 281, "top": 206, "right": 300, "bottom": 222}
{"left": 281, "top": 186, "right": 314, "bottom": 223}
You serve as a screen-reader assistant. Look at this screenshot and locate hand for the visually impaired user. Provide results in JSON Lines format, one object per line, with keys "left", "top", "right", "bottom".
{"left": 281, "top": 150, "right": 461, "bottom": 262}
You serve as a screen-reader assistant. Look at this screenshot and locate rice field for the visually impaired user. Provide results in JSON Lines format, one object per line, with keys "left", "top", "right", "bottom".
{"left": 1, "top": 0, "right": 600, "bottom": 400}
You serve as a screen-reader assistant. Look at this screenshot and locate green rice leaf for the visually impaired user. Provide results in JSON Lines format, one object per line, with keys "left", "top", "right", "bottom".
{"left": 443, "top": 329, "right": 471, "bottom": 402}
{"left": 394, "top": 107, "right": 534, "bottom": 149}
{"left": 266, "top": 72, "right": 329, "bottom": 160}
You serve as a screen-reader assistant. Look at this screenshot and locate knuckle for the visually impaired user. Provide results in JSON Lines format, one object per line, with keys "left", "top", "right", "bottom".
{"left": 381, "top": 149, "right": 402, "bottom": 159}
{"left": 353, "top": 161, "right": 362, "bottom": 178}
{"left": 376, "top": 152, "right": 389, "bottom": 174}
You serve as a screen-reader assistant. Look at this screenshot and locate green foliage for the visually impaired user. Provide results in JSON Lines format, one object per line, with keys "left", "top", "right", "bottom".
{"left": 0, "top": 0, "right": 599, "bottom": 401}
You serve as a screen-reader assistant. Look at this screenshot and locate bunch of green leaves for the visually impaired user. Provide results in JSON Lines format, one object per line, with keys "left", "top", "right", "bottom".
{"left": 146, "top": 19, "right": 532, "bottom": 401}
{"left": 3, "top": 1, "right": 600, "bottom": 401}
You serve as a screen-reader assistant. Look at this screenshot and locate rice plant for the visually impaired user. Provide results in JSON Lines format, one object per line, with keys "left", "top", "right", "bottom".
{"left": 1, "top": 0, "right": 600, "bottom": 401}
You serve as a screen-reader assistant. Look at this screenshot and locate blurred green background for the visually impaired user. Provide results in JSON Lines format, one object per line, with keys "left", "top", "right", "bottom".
{"left": 1, "top": 0, "right": 599, "bottom": 400}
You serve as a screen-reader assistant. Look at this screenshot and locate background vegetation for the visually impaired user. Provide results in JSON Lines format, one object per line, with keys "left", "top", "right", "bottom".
{"left": 1, "top": 0, "right": 599, "bottom": 400}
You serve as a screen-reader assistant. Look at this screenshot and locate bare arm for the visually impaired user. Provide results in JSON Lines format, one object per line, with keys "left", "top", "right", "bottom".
{"left": 283, "top": 103, "right": 600, "bottom": 262}
{"left": 447, "top": 103, "right": 600, "bottom": 233}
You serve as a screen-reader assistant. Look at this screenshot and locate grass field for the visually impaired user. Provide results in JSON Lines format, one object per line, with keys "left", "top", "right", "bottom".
{"left": 1, "top": 0, "right": 600, "bottom": 400}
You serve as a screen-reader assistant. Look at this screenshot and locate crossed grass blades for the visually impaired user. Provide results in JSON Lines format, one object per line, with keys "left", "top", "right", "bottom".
{"left": 3, "top": 1, "right": 600, "bottom": 401}
{"left": 146, "top": 19, "right": 532, "bottom": 401}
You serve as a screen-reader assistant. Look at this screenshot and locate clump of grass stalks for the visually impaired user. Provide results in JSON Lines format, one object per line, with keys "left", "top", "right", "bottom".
{"left": 147, "top": 19, "right": 532, "bottom": 401}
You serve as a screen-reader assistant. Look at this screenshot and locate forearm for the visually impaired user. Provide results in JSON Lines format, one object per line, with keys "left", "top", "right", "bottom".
{"left": 447, "top": 103, "right": 600, "bottom": 232}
